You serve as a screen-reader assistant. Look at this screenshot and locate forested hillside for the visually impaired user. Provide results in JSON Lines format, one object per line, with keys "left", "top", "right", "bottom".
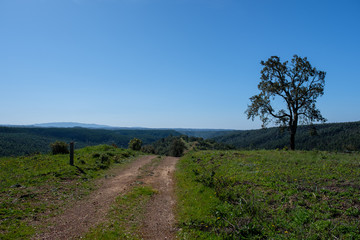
{"left": 2, "top": 121, "right": 360, "bottom": 157}
{"left": 176, "top": 129, "right": 233, "bottom": 139}
{"left": 213, "top": 121, "right": 360, "bottom": 151}
{"left": 0, "top": 127, "right": 180, "bottom": 157}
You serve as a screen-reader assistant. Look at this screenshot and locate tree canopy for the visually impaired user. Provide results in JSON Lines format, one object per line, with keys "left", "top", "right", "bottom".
{"left": 246, "top": 55, "right": 326, "bottom": 150}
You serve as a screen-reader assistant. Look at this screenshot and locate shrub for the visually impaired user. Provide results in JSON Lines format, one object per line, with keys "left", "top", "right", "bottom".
{"left": 170, "top": 138, "right": 186, "bottom": 157}
{"left": 96, "top": 154, "right": 111, "bottom": 169}
{"left": 141, "top": 145, "right": 155, "bottom": 154}
{"left": 50, "top": 141, "right": 69, "bottom": 155}
{"left": 128, "top": 138, "right": 142, "bottom": 151}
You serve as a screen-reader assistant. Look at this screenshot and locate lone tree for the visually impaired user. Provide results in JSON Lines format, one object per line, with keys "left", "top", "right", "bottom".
{"left": 246, "top": 55, "right": 326, "bottom": 150}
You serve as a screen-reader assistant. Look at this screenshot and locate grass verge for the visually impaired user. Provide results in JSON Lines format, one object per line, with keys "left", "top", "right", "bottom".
{"left": 176, "top": 150, "right": 360, "bottom": 239}
{"left": 0, "top": 144, "right": 139, "bottom": 239}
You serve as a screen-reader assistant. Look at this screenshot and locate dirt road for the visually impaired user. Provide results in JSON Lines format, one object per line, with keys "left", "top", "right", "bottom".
{"left": 141, "top": 156, "right": 178, "bottom": 239}
{"left": 34, "top": 155, "right": 179, "bottom": 240}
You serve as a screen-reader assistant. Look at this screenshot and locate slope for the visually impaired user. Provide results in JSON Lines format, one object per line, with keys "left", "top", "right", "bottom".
{"left": 213, "top": 121, "right": 360, "bottom": 151}
{"left": 0, "top": 127, "right": 180, "bottom": 157}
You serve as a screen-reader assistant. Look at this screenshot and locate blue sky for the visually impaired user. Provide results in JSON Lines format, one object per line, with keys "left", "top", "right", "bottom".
{"left": 1, "top": 0, "right": 360, "bottom": 129}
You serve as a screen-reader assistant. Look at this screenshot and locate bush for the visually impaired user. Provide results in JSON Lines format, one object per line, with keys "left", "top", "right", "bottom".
{"left": 170, "top": 138, "right": 186, "bottom": 157}
{"left": 141, "top": 145, "right": 155, "bottom": 154}
{"left": 97, "top": 154, "right": 111, "bottom": 169}
{"left": 128, "top": 138, "right": 142, "bottom": 151}
{"left": 50, "top": 141, "right": 69, "bottom": 155}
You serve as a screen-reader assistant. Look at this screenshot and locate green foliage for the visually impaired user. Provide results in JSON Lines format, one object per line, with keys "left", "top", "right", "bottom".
{"left": 170, "top": 138, "right": 186, "bottom": 157}
{"left": 97, "top": 154, "right": 111, "bottom": 169}
{"left": 0, "top": 127, "right": 180, "bottom": 157}
{"left": 176, "top": 150, "right": 360, "bottom": 239}
{"left": 140, "top": 145, "right": 155, "bottom": 154}
{"left": 150, "top": 136, "right": 183, "bottom": 156}
{"left": 246, "top": 55, "right": 326, "bottom": 150}
{"left": 0, "top": 145, "right": 138, "bottom": 239}
{"left": 194, "top": 137, "right": 234, "bottom": 151}
{"left": 176, "top": 129, "right": 234, "bottom": 139}
{"left": 144, "top": 135, "right": 233, "bottom": 157}
{"left": 128, "top": 138, "right": 142, "bottom": 151}
{"left": 213, "top": 121, "right": 360, "bottom": 152}
{"left": 50, "top": 141, "right": 69, "bottom": 155}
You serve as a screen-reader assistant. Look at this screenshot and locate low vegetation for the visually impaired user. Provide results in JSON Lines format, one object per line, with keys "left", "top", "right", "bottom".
{"left": 0, "top": 145, "right": 139, "bottom": 239}
{"left": 50, "top": 141, "right": 69, "bottom": 155}
{"left": 176, "top": 150, "right": 360, "bottom": 239}
{"left": 142, "top": 135, "right": 233, "bottom": 157}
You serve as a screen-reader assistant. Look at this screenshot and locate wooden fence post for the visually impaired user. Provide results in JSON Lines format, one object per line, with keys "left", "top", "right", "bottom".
{"left": 70, "top": 142, "right": 74, "bottom": 166}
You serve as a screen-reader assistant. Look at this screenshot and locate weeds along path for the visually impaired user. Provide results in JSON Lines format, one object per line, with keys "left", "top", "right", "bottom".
{"left": 34, "top": 155, "right": 156, "bottom": 240}
{"left": 140, "top": 156, "right": 179, "bottom": 240}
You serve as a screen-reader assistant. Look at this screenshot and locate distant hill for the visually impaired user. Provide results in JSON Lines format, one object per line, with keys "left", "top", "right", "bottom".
{"left": 1, "top": 122, "right": 233, "bottom": 134}
{"left": 32, "top": 122, "right": 115, "bottom": 129}
{"left": 213, "top": 121, "right": 360, "bottom": 152}
{"left": 0, "top": 127, "right": 180, "bottom": 157}
{"left": 0, "top": 122, "right": 235, "bottom": 139}
{"left": 29, "top": 122, "right": 148, "bottom": 130}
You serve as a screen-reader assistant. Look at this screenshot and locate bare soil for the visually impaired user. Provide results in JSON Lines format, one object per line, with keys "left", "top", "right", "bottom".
{"left": 140, "top": 157, "right": 178, "bottom": 240}
{"left": 33, "top": 155, "right": 179, "bottom": 240}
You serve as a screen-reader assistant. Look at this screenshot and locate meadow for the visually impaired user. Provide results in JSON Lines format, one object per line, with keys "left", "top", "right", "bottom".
{"left": 1, "top": 141, "right": 360, "bottom": 239}
{"left": 176, "top": 150, "right": 360, "bottom": 239}
{"left": 0, "top": 145, "right": 138, "bottom": 239}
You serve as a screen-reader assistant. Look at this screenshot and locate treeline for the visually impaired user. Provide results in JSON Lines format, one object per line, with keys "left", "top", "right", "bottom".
{"left": 141, "top": 135, "right": 234, "bottom": 157}
{"left": 213, "top": 121, "right": 360, "bottom": 151}
{"left": 176, "top": 129, "right": 233, "bottom": 139}
{"left": 0, "top": 127, "right": 180, "bottom": 157}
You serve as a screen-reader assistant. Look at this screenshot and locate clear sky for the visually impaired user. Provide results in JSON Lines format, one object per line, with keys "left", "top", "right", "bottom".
{"left": 1, "top": 0, "right": 360, "bottom": 129}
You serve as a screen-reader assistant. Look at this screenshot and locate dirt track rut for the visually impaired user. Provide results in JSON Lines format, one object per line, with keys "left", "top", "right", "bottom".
{"left": 33, "top": 155, "right": 179, "bottom": 240}
{"left": 141, "top": 156, "right": 178, "bottom": 239}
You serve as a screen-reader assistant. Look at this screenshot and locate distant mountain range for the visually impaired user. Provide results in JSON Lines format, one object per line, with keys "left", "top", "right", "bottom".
{"left": 0, "top": 122, "right": 234, "bottom": 132}
{"left": 33, "top": 122, "right": 114, "bottom": 129}
{"left": 1, "top": 122, "right": 150, "bottom": 130}
{"left": 32, "top": 122, "right": 148, "bottom": 130}
{"left": 0, "top": 122, "right": 235, "bottom": 140}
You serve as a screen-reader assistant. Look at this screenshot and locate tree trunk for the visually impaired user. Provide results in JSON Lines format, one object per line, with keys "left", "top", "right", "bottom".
{"left": 290, "top": 131, "right": 295, "bottom": 150}
{"left": 289, "top": 117, "right": 298, "bottom": 150}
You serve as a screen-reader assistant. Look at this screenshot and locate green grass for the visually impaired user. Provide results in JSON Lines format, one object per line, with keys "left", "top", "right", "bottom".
{"left": 0, "top": 145, "right": 139, "bottom": 240}
{"left": 83, "top": 186, "right": 156, "bottom": 239}
{"left": 176, "top": 150, "right": 360, "bottom": 239}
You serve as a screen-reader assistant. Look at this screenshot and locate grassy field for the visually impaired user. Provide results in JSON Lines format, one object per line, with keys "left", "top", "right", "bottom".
{"left": 176, "top": 150, "right": 360, "bottom": 239}
{"left": 2, "top": 145, "right": 360, "bottom": 239}
{"left": 0, "top": 145, "right": 139, "bottom": 239}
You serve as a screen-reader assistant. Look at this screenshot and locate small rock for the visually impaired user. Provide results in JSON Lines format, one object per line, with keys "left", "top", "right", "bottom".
{"left": 10, "top": 183, "right": 22, "bottom": 188}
